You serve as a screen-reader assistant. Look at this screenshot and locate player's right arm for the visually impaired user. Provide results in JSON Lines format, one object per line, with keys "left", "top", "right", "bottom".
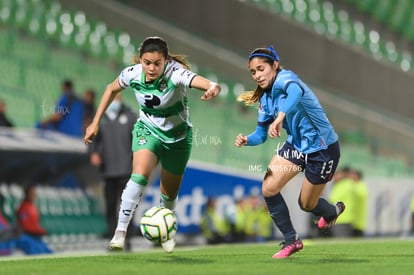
{"left": 235, "top": 133, "right": 248, "bottom": 147}
{"left": 235, "top": 123, "right": 269, "bottom": 147}
{"left": 235, "top": 104, "right": 273, "bottom": 147}
{"left": 84, "top": 78, "right": 123, "bottom": 144}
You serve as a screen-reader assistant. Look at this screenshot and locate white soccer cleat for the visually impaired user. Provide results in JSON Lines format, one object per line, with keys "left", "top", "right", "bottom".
{"left": 161, "top": 238, "right": 176, "bottom": 253}
{"left": 109, "top": 230, "right": 126, "bottom": 251}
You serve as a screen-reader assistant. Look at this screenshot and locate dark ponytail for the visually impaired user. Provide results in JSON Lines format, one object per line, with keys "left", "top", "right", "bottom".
{"left": 133, "top": 36, "right": 190, "bottom": 69}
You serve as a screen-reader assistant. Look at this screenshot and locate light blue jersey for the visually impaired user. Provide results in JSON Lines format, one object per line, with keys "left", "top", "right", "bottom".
{"left": 247, "top": 70, "right": 338, "bottom": 154}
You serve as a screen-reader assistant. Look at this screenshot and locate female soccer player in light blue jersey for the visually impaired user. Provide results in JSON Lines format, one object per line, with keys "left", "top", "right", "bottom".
{"left": 84, "top": 36, "right": 221, "bottom": 252}
{"left": 235, "top": 46, "right": 344, "bottom": 258}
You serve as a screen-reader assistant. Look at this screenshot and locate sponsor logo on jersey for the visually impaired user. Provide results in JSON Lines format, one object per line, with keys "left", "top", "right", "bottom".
{"left": 138, "top": 136, "right": 147, "bottom": 145}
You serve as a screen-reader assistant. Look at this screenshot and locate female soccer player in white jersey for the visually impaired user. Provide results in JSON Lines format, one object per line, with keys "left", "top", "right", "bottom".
{"left": 84, "top": 36, "right": 221, "bottom": 252}
{"left": 235, "top": 46, "right": 345, "bottom": 259}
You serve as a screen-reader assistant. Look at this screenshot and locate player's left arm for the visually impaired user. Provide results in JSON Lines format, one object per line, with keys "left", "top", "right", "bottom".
{"left": 190, "top": 75, "right": 221, "bottom": 101}
{"left": 268, "top": 83, "right": 302, "bottom": 138}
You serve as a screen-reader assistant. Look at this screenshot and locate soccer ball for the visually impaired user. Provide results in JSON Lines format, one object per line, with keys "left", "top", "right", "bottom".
{"left": 140, "top": 206, "right": 177, "bottom": 243}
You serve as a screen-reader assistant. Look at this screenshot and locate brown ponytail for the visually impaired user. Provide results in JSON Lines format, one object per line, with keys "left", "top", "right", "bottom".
{"left": 237, "top": 88, "right": 264, "bottom": 106}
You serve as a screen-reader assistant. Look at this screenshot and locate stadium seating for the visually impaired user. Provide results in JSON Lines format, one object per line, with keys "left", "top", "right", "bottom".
{"left": 244, "top": 0, "right": 413, "bottom": 73}
{"left": 345, "top": 0, "right": 414, "bottom": 42}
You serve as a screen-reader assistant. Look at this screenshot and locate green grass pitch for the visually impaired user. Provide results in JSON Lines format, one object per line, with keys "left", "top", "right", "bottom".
{"left": 0, "top": 238, "right": 413, "bottom": 274}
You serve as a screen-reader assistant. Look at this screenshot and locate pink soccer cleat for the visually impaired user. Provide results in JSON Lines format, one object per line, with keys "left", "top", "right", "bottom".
{"left": 317, "top": 201, "right": 346, "bottom": 230}
{"left": 272, "top": 239, "right": 304, "bottom": 259}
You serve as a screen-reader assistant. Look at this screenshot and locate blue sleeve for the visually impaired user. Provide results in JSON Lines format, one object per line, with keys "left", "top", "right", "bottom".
{"left": 278, "top": 82, "right": 303, "bottom": 114}
{"left": 246, "top": 123, "right": 269, "bottom": 146}
{"left": 56, "top": 94, "right": 68, "bottom": 112}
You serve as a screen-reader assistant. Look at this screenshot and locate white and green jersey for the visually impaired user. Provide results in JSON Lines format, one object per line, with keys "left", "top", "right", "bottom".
{"left": 118, "top": 60, "right": 197, "bottom": 143}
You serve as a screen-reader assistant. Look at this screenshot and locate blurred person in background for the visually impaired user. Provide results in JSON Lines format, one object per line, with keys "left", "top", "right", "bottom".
{"left": 410, "top": 194, "right": 414, "bottom": 235}
{"left": 37, "top": 79, "right": 84, "bottom": 138}
{"left": 88, "top": 93, "right": 138, "bottom": 251}
{"left": 0, "top": 209, "right": 52, "bottom": 255}
{"left": 350, "top": 169, "right": 368, "bottom": 237}
{"left": 201, "top": 197, "right": 229, "bottom": 244}
{"left": 244, "top": 194, "right": 273, "bottom": 243}
{"left": 233, "top": 198, "right": 248, "bottom": 243}
{"left": 16, "top": 186, "right": 52, "bottom": 253}
{"left": 235, "top": 46, "right": 343, "bottom": 258}
{"left": 82, "top": 88, "right": 96, "bottom": 132}
{"left": 84, "top": 36, "right": 221, "bottom": 253}
{"left": 219, "top": 198, "right": 239, "bottom": 243}
{"left": 0, "top": 99, "right": 14, "bottom": 127}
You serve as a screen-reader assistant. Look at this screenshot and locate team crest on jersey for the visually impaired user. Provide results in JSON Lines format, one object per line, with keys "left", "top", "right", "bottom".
{"left": 159, "top": 79, "right": 167, "bottom": 91}
{"left": 138, "top": 136, "right": 147, "bottom": 145}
